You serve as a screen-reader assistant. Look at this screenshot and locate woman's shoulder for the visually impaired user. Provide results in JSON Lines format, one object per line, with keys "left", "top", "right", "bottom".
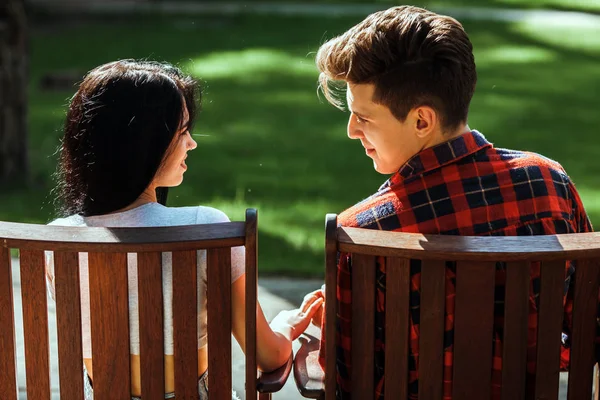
{"left": 155, "top": 204, "right": 231, "bottom": 225}
{"left": 192, "top": 206, "right": 231, "bottom": 224}
{"left": 47, "top": 214, "right": 85, "bottom": 226}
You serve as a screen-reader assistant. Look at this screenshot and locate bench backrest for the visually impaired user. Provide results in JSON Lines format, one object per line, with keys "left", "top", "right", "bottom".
{"left": 0, "top": 208, "right": 260, "bottom": 400}
{"left": 323, "top": 213, "right": 600, "bottom": 400}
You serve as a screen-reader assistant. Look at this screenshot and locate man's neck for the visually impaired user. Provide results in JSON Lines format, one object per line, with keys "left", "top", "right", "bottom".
{"left": 424, "top": 123, "right": 471, "bottom": 150}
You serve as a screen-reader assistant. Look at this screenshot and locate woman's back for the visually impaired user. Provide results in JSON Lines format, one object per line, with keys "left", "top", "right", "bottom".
{"left": 46, "top": 203, "right": 245, "bottom": 396}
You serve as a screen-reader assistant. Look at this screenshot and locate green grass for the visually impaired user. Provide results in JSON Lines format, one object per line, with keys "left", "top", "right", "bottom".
{"left": 175, "top": 0, "right": 600, "bottom": 14}
{"left": 3, "top": 12, "right": 599, "bottom": 276}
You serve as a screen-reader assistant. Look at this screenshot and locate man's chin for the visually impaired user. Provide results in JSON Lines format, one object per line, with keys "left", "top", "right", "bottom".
{"left": 373, "top": 162, "right": 395, "bottom": 175}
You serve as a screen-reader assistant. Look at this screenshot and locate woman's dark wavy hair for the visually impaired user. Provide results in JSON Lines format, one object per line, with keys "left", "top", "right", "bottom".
{"left": 54, "top": 60, "right": 200, "bottom": 217}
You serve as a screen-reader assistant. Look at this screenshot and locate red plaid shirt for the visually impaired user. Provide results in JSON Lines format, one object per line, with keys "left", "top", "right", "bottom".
{"left": 319, "top": 130, "right": 594, "bottom": 399}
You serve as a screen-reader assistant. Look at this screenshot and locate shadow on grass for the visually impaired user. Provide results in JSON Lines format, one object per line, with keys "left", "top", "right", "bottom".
{"left": 7, "top": 13, "right": 599, "bottom": 275}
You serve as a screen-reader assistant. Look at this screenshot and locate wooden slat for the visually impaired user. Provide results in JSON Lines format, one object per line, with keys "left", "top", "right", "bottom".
{"left": 385, "top": 257, "right": 410, "bottom": 399}
{"left": 208, "top": 247, "right": 232, "bottom": 399}
{"left": 20, "top": 249, "right": 51, "bottom": 400}
{"left": 337, "top": 228, "right": 600, "bottom": 262}
{"left": 325, "top": 214, "right": 337, "bottom": 400}
{"left": 54, "top": 251, "right": 84, "bottom": 400}
{"left": 567, "top": 259, "right": 600, "bottom": 400}
{"left": 419, "top": 259, "right": 446, "bottom": 399}
{"left": 501, "top": 261, "right": 530, "bottom": 400}
{"left": 88, "top": 252, "right": 130, "bottom": 400}
{"left": 453, "top": 261, "right": 495, "bottom": 400}
{"left": 534, "top": 260, "right": 565, "bottom": 399}
{"left": 0, "top": 221, "right": 245, "bottom": 252}
{"left": 137, "top": 252, "right": 164, "bottom": 400}
{"left": 245, "top": 209, "right": 258, "bottom": 400}
{"left": 0, "top": 247, "right": 18, "bottom": 400}
{"left": 351, "top": 253, "right": 376, "bottom": 399}
{"left": 172, "top": 250, "right": 198, "bottom": 398}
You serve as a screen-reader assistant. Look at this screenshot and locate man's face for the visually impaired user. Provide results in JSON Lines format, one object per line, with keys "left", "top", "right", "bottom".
{"left": 346, "top": 83, "right": 421, "bottom": 175}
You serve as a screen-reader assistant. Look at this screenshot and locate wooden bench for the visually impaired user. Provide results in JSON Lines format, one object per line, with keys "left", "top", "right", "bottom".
{"left": 0, "top": 208, "right": 290, "bottom": 400}
{"left": 294, "top": 213, "right": 600, "bottom": 400}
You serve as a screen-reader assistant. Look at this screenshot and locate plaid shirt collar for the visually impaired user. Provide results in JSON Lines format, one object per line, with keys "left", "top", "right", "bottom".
{"left": 380, "top": 130, "right": 492, "bottom": 190}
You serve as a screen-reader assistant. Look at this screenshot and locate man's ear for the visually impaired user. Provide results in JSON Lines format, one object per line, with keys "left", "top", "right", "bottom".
{"left": 412, "top": 106, "right": 437, "bottom": 138}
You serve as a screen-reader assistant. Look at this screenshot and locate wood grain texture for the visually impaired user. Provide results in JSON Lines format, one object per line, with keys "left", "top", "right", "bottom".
{"left": 137, "top": 251, "right": 165, "bottom": 400}
{"left": 172, "top": 250, "right": 198, "bottom": 399}
{"left": 20, "top": 249, "right": 51, "bottom": 400}
{"left": 453, "top": 261, "right": 495, "bottom": 400}
{"left": 351, "top": 253, "right": 376, "bottom": 399}
{"left": 53, "top": 251, "right": 84, "bottom": 400}
{"left": 207, "top": 247, "right": 232, "bottom": 400}
{"left": 501, "top": 261, "right": 530, "bottom": 400}
{"left": 88, "top": 252, "right": 131, "bottom": 400}
{"left": 419, "top": 259, "right": 446, "bottom": 400}
{"left": 258, "top": 353, "right": 293, "bottom": 393}
{"left": 384, "top": 257, "right": 410, "bottom": 400}
{"left": 245, "top": 209, "right": 258, "bottom": 400}
{"left": 0, "top": 221, "right": 245, "bottom": 252}
{"left": 293, "top": 332, "right": 325, "bottom": 399}
{"left": 567, "top": 259, "right": 600, "bottom": 400}
{"left": 0, "top": 246, "right": 18, "bottom": 400}
{"left": 534, "top": 260, "right": 565, "bottom": 400}
{"left": 324, "top": 214, "right": 337, "bottom": 400}
{"left": 338, "top": 228, "right": 600, "bottom": 261}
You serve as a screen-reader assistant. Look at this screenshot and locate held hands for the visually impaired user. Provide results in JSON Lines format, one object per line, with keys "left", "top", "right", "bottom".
{"left": 270, "top": 288, "right": 325, "bottom": 341}
{"left": 311, "top": 284, "right": 326, "bottom": 327}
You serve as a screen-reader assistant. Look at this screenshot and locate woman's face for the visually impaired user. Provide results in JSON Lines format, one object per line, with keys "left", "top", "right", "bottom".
{"left": 152, "top": 101, "right": 197, "bottom": 188}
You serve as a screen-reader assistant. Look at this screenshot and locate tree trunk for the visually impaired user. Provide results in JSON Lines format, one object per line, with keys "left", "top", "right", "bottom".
{"left": 0, "top": 0, "right": 29, "bottom": 185}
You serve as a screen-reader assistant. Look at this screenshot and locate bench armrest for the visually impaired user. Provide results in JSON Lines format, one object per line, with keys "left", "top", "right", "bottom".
{"left": 257, "top": 352, "right": 293, "bottom": 393}
{"left": 293, "top": 330, "right": 325, "bottom": 399}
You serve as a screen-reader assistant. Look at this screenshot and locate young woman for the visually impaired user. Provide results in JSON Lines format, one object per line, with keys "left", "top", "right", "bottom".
{"left": 45, "top": 60, "right": 323, "bottom": 400}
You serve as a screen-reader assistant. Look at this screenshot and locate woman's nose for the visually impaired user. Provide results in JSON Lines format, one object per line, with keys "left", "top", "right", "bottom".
{"left": 188, "top": 135, "right": 197, "bottom": 150}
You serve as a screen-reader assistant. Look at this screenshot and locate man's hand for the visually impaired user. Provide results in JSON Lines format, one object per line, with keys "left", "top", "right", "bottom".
{"left": 310, "top": 285, "right": 326, "bottom": 327}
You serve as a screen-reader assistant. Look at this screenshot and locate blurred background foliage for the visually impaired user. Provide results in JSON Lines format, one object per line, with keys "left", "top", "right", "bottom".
{"left": 3, "top": 0, "right": 599, "bottom": 275}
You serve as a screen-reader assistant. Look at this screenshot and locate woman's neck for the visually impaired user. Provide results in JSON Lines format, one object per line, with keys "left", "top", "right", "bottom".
{"left": 112, "top": 187, "right": 157, "bottom": 214}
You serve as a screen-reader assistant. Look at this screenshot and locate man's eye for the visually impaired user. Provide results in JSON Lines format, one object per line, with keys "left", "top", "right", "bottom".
{"left": 355, "top": 115, "right": 366, "bottom": 124}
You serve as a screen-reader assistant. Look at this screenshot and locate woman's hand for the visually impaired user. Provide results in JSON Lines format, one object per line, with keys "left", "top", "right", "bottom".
{"left": 270, "top": 288, "right": 325, "bottom": 341}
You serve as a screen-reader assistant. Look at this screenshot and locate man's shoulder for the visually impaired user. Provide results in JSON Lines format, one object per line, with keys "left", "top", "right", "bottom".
{"left": 490, "top": 148, "right": 573, "bottom": 191}
{"left": 338, "top": 189, "right": 403, "bottom": 230}
{"left": 491, "top": 147, "right": 568, "bottom": 176}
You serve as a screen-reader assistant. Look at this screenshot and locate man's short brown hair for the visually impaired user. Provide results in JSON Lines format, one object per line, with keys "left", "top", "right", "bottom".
{"left": 316, "top": 6, "right": 477, "bottom": 131}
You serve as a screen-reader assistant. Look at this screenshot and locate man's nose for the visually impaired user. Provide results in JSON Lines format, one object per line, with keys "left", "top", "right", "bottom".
{"left": 347, "top": 115, "right": 363, "bottom": 139}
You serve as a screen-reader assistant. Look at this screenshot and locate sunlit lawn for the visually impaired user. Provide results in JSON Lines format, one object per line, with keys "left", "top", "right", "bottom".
{"left": 183, "top": 0, "right": 600, "bottom": 14}
{"left": 3, "top": 11, "right": 598, "bottom": 276}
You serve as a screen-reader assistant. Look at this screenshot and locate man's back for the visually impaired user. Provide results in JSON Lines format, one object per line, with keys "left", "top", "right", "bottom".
{"left": 334, "top": 130, "right": 592, "bottom": 399}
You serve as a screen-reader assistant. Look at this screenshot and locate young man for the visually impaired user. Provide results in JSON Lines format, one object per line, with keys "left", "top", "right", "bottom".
{"left": 314, "top": 5, "right": 594, "bottom": 399}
